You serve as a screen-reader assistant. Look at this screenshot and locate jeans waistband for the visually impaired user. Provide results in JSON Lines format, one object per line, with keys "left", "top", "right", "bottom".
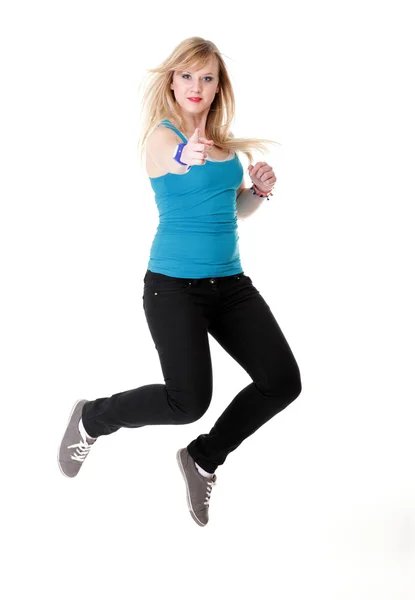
{"left": 144, "top": 269, "right": 244, "bottom": 285}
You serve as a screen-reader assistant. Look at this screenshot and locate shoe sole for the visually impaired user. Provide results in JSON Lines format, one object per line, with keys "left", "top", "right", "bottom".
{"left": 57, "top": 398, "right": 85, "bottom": 479}
{"left": 176, "top": 449, "right": 206, "bottom": 527}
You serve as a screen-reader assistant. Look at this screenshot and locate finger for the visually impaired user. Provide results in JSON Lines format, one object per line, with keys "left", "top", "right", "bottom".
{"left": 258, "top": 168, "right": 274, "bottom": 181}
{"left": 250, "top": 162, "right": 267, "bottom": 178}
{"left": 255, "top": 166, "right": 274, "bottom": 180}
{"left": 189, "top": 128, "right": 200, "bottom": 142}
{"left": 248, "top": 163, "right": 260, "bottom": 178}
{"left": 259, "top": 171, "right": 273, "bottom": 181}
{"left": 260, "top": 174, "right": 276, "bottom": 186}
{"left": 250, "top": 162, "right": 267, "bottom": 175}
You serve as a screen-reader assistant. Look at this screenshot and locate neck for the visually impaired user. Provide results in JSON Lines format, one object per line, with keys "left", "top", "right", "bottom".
{"left": 174, "top": 108, "right": 210, "bottom": 139}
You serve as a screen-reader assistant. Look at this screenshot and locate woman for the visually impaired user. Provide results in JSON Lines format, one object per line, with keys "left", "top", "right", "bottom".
{"left": 58, "top": 37, "right": 302, "bottom": 527}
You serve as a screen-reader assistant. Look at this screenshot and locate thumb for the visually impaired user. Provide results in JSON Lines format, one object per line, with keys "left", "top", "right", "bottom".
{"left": 198, "top": 136, "right": 214, "bottom": 145}
{"left": 189, "top": 127, "right": 200, "bottom": 142}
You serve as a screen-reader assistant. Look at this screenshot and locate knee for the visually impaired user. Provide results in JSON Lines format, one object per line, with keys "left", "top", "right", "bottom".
{"left": 169, "top": 388, "right": 212, "bottom": 424}
{"left": 284, "top": 365, "right": 302, "bottom": 402}
{"left": 277, "top": 375, "right": 301, "bottom": 404}
{"left": 288, "top": 364, "right": 302, "bottom": 399}
{"left": 264, "top": 363, "right": 302, "bottom": 403}
{"left": 185, "top": 393, "right": 212, "bottom": 423}
{"left": 291, "top": 371, "right": 302, "bottom": 400}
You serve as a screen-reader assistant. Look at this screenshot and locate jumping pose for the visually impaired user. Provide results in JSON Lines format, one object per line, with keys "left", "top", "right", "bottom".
{"left": 58, "top": 37, "right": 302, "bottom": 527}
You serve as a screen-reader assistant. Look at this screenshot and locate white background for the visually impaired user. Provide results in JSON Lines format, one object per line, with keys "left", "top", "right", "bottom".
{"left": 1, "top": 1, "right": 414, "bottom": 598}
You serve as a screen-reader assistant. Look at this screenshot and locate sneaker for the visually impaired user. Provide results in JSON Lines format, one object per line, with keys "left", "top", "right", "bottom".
{"left": 176, "top": 447, "right": 217, "bottom": 527}
{"left": 58, "top": 399, "right": 97, "bottom": 478}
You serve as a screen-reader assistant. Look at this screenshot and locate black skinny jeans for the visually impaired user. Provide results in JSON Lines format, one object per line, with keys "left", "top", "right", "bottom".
{"left": 82, "top": 269, "right": 302, "bottom": 473}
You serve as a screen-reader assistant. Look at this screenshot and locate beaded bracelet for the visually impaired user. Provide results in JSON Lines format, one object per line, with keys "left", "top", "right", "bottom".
{"left": 250, "top": 182, "right": 274, "bottom": 200}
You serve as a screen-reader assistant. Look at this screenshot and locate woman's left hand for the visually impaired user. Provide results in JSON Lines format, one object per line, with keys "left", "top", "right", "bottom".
{"left": 248, "top": 162, "right": 277, "bottom": 193}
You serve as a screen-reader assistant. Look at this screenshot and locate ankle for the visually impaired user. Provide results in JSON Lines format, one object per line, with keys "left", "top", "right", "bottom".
{"left": 195, "top": 461, "right": 214, "bottom": 479}
{"left": 78, "top": 417, "right": 97, "bottom": 441}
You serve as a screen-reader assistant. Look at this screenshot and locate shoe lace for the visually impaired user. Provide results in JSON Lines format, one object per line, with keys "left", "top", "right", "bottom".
{"left": 67, "top": 436, "right": 95, "bottom": 463}
{"left": 204, "top": 477, "right": 217, "bottom": 506}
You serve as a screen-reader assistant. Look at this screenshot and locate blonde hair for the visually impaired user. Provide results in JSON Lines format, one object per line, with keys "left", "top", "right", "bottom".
{"left": 137, "top": 36, "right": 280, "bottom": 168}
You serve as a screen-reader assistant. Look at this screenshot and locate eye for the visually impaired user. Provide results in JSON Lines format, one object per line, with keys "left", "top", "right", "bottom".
{"left": 182, "top": 74, "right": 213, "bottom": 82}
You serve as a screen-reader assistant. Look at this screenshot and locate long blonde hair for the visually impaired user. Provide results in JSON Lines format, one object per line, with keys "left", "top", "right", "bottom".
{"left": 137, "top": 36, "right": 280, "bottom": 167}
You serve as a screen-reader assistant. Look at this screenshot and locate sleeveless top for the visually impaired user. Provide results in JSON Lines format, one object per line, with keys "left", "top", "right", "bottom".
{"left": 146, "top": 119, "right": 244, "bottom": 278}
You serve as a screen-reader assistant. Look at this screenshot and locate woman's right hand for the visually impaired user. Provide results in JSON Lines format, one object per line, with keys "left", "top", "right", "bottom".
{"left": 181, "top": 128, "right": 214, "bottom": 166}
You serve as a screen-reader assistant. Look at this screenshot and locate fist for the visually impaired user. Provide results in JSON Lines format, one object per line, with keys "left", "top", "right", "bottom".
{"left": 248, "top": 162, "right": 277, "bottom": 191}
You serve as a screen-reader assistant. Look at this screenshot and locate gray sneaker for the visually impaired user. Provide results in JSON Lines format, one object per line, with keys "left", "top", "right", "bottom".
{"left": 58, "top": 399, "right": 97, "bottom": 478}
{"left": 176, "top": 448, "right": 217, "bottom": 527}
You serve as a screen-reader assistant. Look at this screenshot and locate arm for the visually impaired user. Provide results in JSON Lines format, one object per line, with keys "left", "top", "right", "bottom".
{"left": 146, "top": 126, "right": 190, "bottom": 175}
{"left": 236, "top": 187, "right": 266, "bottom": 220}
{"left": 236, "top": 181, "right": 245, "bottom": 199}
{"left": 232, "top": 132, "right": 267, "bottom": 219}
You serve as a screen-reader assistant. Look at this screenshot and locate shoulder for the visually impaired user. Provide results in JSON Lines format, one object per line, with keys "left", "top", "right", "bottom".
{"left": 146, "top": 123, "right": 183, "bottom": 150}
{"left": 146, "top": 122, "right": 185, "bottom": 179}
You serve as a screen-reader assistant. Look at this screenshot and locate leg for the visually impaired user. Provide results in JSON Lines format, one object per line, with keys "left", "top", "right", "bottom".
{"left": 82, "top": 275, "right": 214, "bottom": 437}
{"left": 187, "top": 274, "right": 302, "bottom": 472}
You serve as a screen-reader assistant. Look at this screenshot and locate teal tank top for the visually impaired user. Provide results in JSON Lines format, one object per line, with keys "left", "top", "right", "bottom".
{"left": 147, "top": 119, "right": 244, "bottom": 278}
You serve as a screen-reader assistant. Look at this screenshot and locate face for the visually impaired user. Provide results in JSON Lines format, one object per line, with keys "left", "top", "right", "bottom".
{"left": 170, "top": 56, "right": 220, "bottom": 117}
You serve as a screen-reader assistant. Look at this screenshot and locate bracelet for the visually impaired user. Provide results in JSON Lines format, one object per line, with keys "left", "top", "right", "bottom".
{"left": 173, "top": 142, "right": 189, "bottom": 166}
{"left": 250, "top": 183, "right": 274, "bottom": 200}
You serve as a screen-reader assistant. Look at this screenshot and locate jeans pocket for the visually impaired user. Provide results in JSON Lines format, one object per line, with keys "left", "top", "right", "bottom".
{"left": 144, "top": 280, "right": 190, "bottom": 297}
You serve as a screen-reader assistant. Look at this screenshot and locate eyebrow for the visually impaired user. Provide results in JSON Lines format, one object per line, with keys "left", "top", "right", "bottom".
{"left": 183, "top": 71, "right": 215, "bottom": 76}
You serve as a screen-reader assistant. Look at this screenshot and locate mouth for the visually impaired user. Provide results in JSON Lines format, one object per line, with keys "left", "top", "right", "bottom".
{"left": 188, "top": 97, "right": 202, "bottom": 102}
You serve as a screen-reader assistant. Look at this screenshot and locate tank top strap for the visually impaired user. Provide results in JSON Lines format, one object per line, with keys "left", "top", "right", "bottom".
{"left": 157, "top": 119, "right": 188, "bottom": 144}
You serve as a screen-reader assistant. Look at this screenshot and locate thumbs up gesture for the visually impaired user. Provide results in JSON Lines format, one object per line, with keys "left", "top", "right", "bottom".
{"left": 181, "top": 127, "right": 214, "bottom": 166}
